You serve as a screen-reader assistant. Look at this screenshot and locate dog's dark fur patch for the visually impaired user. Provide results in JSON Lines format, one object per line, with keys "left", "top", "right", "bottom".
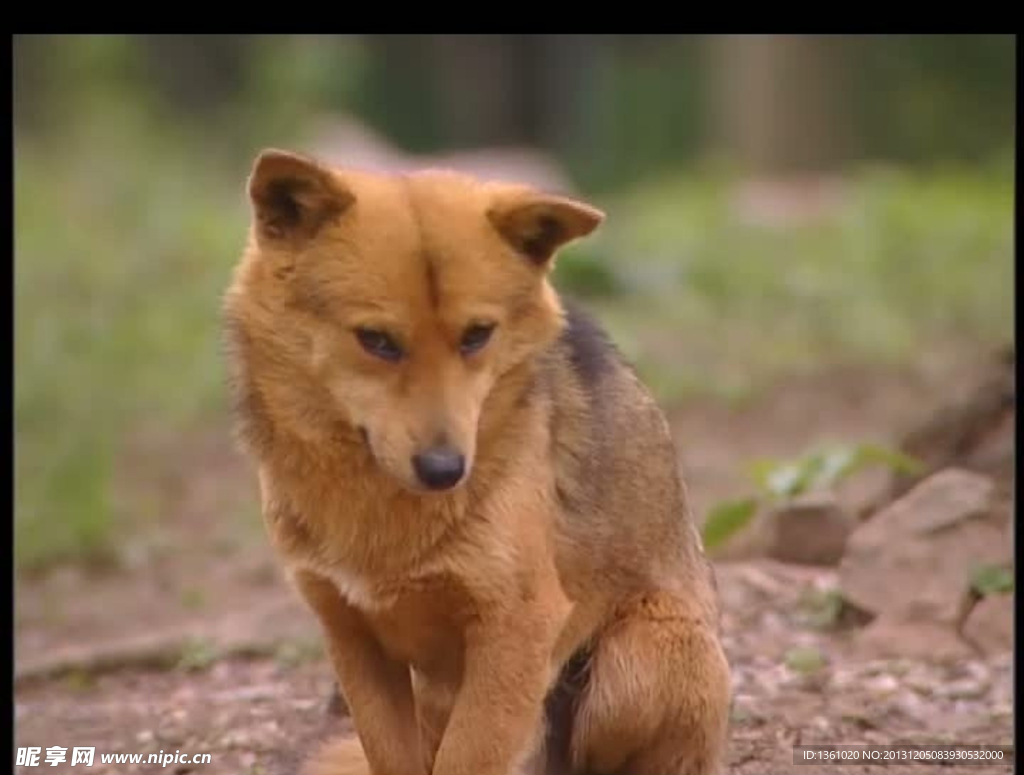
{"left": 560, "top": 300, "right": 619, "bottom": 385}
{"left": 542, "top": 644, "right": 593, "bottom": 773}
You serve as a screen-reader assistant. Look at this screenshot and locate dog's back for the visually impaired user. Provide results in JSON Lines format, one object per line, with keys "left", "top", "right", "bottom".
{"left": 543, "top": 301, "right": 716, "bottom": 608}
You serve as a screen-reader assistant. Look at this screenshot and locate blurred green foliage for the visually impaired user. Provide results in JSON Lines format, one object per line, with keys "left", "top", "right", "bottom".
{"left": 747, "top": 444, "right": 922, "bottom": 501}
{"left": 701, "top": 442, "right": 925, "bottom": 552}
{"left": 585, "top": 159, "right": 1013, "bottom": 403}
{"left": 15, "top": 105, "right": 248, "bottom": 571}
{"left": 13, "top": 35, "right": 1015, "bottom": 573}
{"left": 15, "top": 35, "right": 1016, "bottom": 190}
{"left": 970, "top": 564, "right": 1014, "bottom": 597}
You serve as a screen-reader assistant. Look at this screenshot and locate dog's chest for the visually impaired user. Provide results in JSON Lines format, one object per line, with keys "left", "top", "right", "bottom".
{"left": 329, "top": 567, "right": 466, "bottom": 676}
{"left": 326, "top": 564, "right": 386, "bottom": 611}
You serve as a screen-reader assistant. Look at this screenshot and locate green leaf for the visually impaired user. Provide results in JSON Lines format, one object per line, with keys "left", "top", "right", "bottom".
{"left": 749, "top": 459, "right": 804, "bottom": 499}
{"left": 703, "top": 498, "right": 758, "bottom": 551}
{"left": 970, "top": 564, "right": 1014, "bottom": 596}
{"left": 750, "top": 454, "right": 824, "bottom": 499}
{"left": 850, "top": 443, "right": 924, "bottom": 476}
{"left": 815, "top": 447, "right": 860, "bottom": 488}
{"left": 748, "top": 443, "right": 925, "bottom": 502}
{"left": 748, "top": 458, "right": 783, "bottom": 491}
{"left": 769, "top": 462, "right": 812, "bottom": 498}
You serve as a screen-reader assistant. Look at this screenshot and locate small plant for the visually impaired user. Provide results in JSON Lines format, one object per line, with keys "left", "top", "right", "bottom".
{"left": 702, "top": 442, "right": 923, "bottom": 552}
{"left": 63, "top": 669, "right": 96, "bottom": 692}
{"left": 954, "top": 562, "right": 1013, "bottom": 638}
{"left": 178, "top": 587, "right": 206, "bottom": 611}
{"left": 798, "top": 587, "right": 846, "bottom": 631}
{"left": 176, "top": 637, "right": 220, "bottom": 673}
{"left": 784, "top": 646, "right": 827, "bottom": 674}
{"left": 748, "top": 443, "right": 922, "bottom": 501}
{"left": 273, "top": 637, "right": 324, "bottom": 669}
{"left": 796, "top": 585, "right": 874, "bottom": 631}
{"left": 970, "top": 563, "right": 1014, "bottom": 597}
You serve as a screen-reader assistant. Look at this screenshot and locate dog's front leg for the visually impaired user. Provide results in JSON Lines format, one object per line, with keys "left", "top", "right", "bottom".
{"left": 292, "top": 569, "right": 426, "bottom": 775}
{"left": 431, "top": 609, "right": 555, "bottom": 775}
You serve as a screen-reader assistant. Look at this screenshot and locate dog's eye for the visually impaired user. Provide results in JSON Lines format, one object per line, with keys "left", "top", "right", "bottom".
{"left": 460, "top": 323, "right": 496, "bottom": 356}
{"left": 355, "top": 328, "right": 404, "bottom": 362}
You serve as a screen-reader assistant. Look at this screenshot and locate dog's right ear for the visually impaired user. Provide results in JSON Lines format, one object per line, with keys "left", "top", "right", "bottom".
{"left": 247, "top": 149, "right": 355, "bottom": 244}
{"left": 487, "top": 187, "right": 604, "bottom": 268}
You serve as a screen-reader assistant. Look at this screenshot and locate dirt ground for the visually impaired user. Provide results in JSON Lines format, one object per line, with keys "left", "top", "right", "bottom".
{"left": 14, "top": 356, "right": 1014, "bottom": 775}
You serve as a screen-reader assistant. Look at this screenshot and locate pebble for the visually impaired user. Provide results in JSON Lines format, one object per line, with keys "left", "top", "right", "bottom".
{"left": 893, "top": 692, "right": 930, "bottom": 721}
{"left": 219, "top": 729, "right": 252, "bottom": 748}
{"left": 964, "top": 660, "right": 992, "bottom": 682}
{"left": 830, "top": 668, "right": 857, "bottom": 690}
{"left": 865, "top": 673, "right": 899, "bottom": 695}
{"left": 811, "top": 716, "right": 831, "bottom": 732}
{"left": 217, "top": 684, "right": 286, "bottom": 702}
{"left": 938, "top": 678, "right": 990, "bottom": 700}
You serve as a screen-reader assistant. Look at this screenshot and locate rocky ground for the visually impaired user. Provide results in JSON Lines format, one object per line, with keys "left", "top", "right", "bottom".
{"left": 14, "top": 353, "right": 1014, "bottom": 775}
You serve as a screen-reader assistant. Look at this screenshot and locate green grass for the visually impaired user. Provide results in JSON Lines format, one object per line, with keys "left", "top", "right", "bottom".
{"left": 15, "top": 103, "right": 1013, "bottom": 573}
{"left": 557, "top": 157, "right": 1014, "bottom": 401}
{"left": 15, "top": 109, "right": 253, "bottom": 573}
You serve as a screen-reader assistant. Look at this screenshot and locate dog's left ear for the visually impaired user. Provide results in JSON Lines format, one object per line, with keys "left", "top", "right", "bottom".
{"left": 487, "top": 189, "right": 604, "bottom": 266}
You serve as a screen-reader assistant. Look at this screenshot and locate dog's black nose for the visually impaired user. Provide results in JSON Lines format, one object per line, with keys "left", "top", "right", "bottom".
{"left": 412, "top": 447, "right": 465, "bottom": 490}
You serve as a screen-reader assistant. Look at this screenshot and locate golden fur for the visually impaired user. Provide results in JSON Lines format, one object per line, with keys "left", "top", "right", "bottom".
{"left": 222, "top": 148, "right": 731, "bottom": 775}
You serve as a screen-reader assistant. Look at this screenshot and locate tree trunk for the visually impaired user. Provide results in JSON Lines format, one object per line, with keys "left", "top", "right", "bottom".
{"left": 707, "top": 34, "right": 853, "bottom": 174}
{"left": 425, "top": 34, "right": 533, "bottom": 148}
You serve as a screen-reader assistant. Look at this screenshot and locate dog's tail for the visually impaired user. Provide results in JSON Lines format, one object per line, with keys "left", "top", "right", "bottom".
{"left": 302, "top": 735, "right": 371, "bottom": 775}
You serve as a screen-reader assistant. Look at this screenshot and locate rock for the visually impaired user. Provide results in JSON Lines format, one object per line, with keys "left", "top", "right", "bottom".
{"left": 937, "top": 676, "right": 991, "bottom": 700}
{"left": 856, "top": 614, "right": 975, "bottom": 661}
{"left": 965, "top": 410, "right": 1015, "bottom": 482}
{"left": 834, "top": 465, "right": 892, "bottom": 521}
{"left": 711, "top": 496, "right": 854, "bottom": 566}
{"left": 887, "top": 348, "right": 1014, "bottom": 501}
{"left": 863, "top": 672, "right": 900, "bottom": 696}
{"left": 839, "top": 468, "right": 1006, "bottom": 624}
{"left": 962, "top": 594, "right": 1013, "bottom": 655}
{"left": 764, "top": 493, "right": 854, "bottom": 566}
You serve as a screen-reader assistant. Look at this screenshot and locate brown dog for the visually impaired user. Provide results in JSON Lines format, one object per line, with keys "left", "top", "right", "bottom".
{"left": 221, "top": 148, "right": 731, "bottom": 775}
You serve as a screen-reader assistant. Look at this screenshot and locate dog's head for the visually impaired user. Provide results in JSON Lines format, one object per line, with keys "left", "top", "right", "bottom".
{"left": 227, "top": 148, "right": 603, "bottom": 494}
